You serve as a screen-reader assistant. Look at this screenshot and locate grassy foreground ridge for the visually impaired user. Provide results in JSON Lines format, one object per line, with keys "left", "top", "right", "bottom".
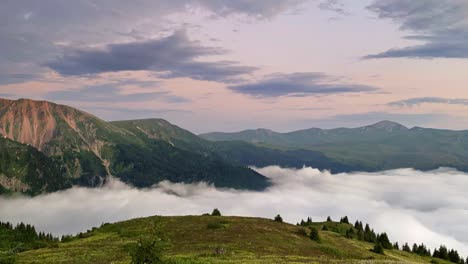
{"left": 11, "top": 215, "right": 457, "bottom": 264}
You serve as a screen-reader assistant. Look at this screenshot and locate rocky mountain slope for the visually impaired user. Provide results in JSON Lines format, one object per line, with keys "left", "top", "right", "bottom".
{"left": 0, "top": 98, "right": 270, "bottom": 194}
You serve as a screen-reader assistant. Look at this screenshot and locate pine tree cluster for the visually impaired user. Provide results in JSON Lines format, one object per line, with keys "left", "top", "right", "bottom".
{"left": 0, "top": 221, "right": 58, "bottom": 253}
{"left": 296, "top": 216, "right": 467, "bottom": 263}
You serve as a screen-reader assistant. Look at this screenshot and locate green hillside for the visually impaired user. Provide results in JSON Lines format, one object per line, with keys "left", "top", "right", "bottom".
{"left": 111, "top": 119, "right": 356, "bottom": 173}
{"left": 12, "top": 215, "right": 456, "bottom": 264}
{"left": 200, "top": 121, "right": 468, "bottom": 172}
{"left": 0, "top": 137, "right": 70, "bottom": 195}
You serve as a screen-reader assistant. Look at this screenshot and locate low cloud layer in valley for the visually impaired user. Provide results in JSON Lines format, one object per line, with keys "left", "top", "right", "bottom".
{"left": 1, "top": 166, "right": 468, "bottom": 255}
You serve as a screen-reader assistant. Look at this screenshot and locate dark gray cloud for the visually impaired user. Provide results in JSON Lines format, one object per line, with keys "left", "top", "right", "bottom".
{"left": 46, "top": 31, "right": 256, "bottom": 82}
{"left": 0, "top": 0, "right": 304, "bottom": 84}
{"left": 388, "top": 97, "right": 468, "bottom": 107}
{"left": 365, "top": 0, "right": 468, "bottom": 59}
{"left": 318, "top": 0, "right": 348, "bottom": 15}
{"left": 46, "top": 83, "right": 189, "bottom": 103}
{"left": 364, "top": 42, "right": 468, "bottom": 59}
{"left": 195, "top": 0, "right": 307, "bottom": 18}
{"left": 228, "top": 72, "right": 379, "bottom": 97}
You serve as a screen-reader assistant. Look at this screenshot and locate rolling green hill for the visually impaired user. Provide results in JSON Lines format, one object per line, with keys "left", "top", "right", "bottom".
{"left": 200, "top": 121, "right": 468, "bottom": 172}
{"left": 12, "top": 215, "right": 456, "bottom": 264}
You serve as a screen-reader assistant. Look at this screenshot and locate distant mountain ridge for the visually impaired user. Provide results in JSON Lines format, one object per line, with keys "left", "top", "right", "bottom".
{"left": 200, "top": 120, "right": 411, "bottom": 144}
{"left": 200, "top": 121, "right": 468, "bottom": 172}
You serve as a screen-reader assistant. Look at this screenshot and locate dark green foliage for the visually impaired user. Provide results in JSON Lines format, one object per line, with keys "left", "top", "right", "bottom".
{"left": 298, "top": 217, "right": 313, "bottom": 227}
{"left": 393, "top": 242, "right": 399, "bottom": 250}
{"left": 211, "top": 209, "right": 221, "bottom": 216}
{"left": 130, "top": 236, "right": 165, "bottom": 264}
{"left": 345, "top": 228, "right": 355, "bottom": 239}
{"left": 402, "top": 243, "right": 411, "bottom": 252}
{"left": 411, "top": 243, "right": 431, "bottom": 257}
{"left": 210, "top": 141, "right": 355, "bottom": 173}
{"left": 110, "top": 119, "right": 271, "bottom": 191}
{"left": 363, "top": 224, "right": 377, "bottom": 243}
{"left": 62, "top": 150, "right": 107, "bottom": 187}
{"left": 0, "top": 138, "right": 70, "bottom": 195}
{"left": 354, "top": 221, "right": 363, "bottom": 231}
{"left": 309, "top": 227, "right": 321, "bottom": 243}
{"left": 340, "top": 216, "right": 349, "bottom": 224}
{"left": 373, "top": 242, "right": 384, "bottom": 255}
{"left": 206, "top": 222, "right": 226, "bottom": 230}
{"left": 0, "top": 221, "right": 57, "bottom": 253}
{"left": 448, "top": 249, "right": 462, "bottom": 263}
{"left": 432, "top": 245, "right": 464, "bottom": 263}
{"left": 109, "top": 141, "right": 270, "bottom": 191}
{"left": 0, "top": 252, "right": 16, "bottom": 264}
{"left": 376, "top": 233, "right": 392, "bottom": 249}
{"left": 274, "top": 214, "right": 283, "bottom": 223}
{"left": 129, "top": 219, "right": 168, "bottom": 264}
{"left": 322, "top": 225, "right": 328, "bottom": 231}
{"left": 326, "top": 216, "right": 332, "bottom": 222}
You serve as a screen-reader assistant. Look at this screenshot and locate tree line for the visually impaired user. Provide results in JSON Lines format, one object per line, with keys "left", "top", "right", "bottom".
{"left": 295, "top": 215, "right": 466, "bottom": 264}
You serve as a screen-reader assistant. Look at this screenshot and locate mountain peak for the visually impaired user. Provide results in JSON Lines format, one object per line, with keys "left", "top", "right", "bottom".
{"left": 365, "top": 120, "right": 408, "bottom": 131}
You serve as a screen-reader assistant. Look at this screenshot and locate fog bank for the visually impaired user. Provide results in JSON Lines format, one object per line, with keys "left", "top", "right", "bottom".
{"left": 1, "top": 166, "right": 468, "bottom": 254}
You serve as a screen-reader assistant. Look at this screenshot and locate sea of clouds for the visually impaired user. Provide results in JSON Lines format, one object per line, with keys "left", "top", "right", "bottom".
{"left": 1, "top": 166, "right": 468, "bottom": 255}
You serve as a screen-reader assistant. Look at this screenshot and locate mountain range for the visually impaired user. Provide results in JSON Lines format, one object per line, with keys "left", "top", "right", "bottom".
{"left": 0, "top": 98, "right": 269, "bottom": 194}
{"left": 1, "top": 97, "right": 468, "bottom": 195}
{"left": 201, "top": 121, "right": 468, "bottom": 172}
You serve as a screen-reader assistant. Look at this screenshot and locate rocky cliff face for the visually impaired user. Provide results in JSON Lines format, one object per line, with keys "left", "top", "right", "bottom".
{"left": 0, "top": 98, "right": 137, "bottom": 183}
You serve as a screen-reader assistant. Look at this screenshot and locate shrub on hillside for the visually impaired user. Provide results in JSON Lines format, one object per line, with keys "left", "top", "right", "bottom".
{"left": 211, "top": 209, "right": 221, "bottom": 216}
{"left": 309, "top": 227, "right": 321, "bottom": 243}
{"left": 297, "top": 228, "right": 308, "bottom": 237}
{"left": 130, "top": 236, "right": 165, "bottom": 264}
{"left": 274, "top": 214, "right": 283, "bottom": 223}
{"left": 373, "top": 242, "right": 384, "bottom": 255}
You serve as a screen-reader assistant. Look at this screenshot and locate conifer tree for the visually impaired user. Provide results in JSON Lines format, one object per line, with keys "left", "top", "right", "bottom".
{"left": 402, "top": 243, "right": 411, "bottom": 252}
{"left": 345, "top": 228, "right": 355, "bottom": 239}
{"left": 340, "top": 216, "right": 349, "bottom": 224}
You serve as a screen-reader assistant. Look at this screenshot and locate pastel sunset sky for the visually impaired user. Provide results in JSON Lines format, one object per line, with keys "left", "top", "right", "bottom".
{"left": 2, "top": 0, "right": 468, "bottom": 133}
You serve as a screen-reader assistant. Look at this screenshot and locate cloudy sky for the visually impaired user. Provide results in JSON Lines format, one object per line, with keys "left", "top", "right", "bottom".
{"left": 2, "top": 0, "right": 468, "bottom": 133}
